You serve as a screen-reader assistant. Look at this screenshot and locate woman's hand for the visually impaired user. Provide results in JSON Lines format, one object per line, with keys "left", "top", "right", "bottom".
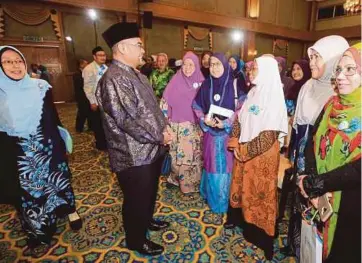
{"left": 234, "top": 149, "right": 242, "bottom": 162}
{"left": 309, "top": 198, "right": 319, "bottom": 209}
{"left": 204, "top": 117, "right": 217, "bottom": 127}
{"left": 297, "top": 175, "right": 308, "bottom": 198}
{"left": 214, "top": 117, "right": 224, "bottom": 129}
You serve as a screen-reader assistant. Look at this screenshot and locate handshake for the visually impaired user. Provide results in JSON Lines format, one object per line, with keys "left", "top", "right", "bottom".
{"left": 162, "top": 126, "right": 173, "bottom": 146}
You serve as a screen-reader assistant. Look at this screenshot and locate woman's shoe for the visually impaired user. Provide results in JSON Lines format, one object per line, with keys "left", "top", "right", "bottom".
{"left": 224, "top": 222, "right": 237, "bottom": 229}
{"left": 68, "top": 212, "right": 83, "bottom": 231}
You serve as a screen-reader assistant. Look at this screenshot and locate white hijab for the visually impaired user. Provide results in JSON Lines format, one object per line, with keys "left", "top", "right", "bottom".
{"left": 293, "top": 35, "right": 349, "bottom": 129}
{"left": 238, "top": 56, "right": 288, "bottom": 145}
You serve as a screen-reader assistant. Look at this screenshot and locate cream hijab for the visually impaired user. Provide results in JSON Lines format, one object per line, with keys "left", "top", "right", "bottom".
{"left": 293, "top": 35, "right": 349, "bottom": 129}
{"left": 238, "top": 56, "right": 288, "bottom": 145}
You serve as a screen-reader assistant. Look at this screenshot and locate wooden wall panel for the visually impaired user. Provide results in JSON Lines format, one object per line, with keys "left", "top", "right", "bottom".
{"left": 62, "top": 11, "right": 118, "bottom": 71}
{"left": 155, "top": 0, "right": 186, "bottom": 6}
{"left": 144, "top": 19, "right": 183, "bottom": 59}
{"left": 315, "top": 16, "right": 361, "bottom": 31}
{"left": 292, "top": 0, "right": 310, "bottom": 30}
{"left": 277, "top": 0, "right": 294, "bottom": 27}
{"left": 213, "top": 29, "right": 242, "bottom": 56}
{"left": 4, "top": 14, "right": 58, "bottom": 40}
{"left": 255, "top": 33, "right": 274, "bottom": 57}
{"left": 288, "top": 40, "right": 305, "bottom": 66}
{"left": 186, "top": 0, "right": 217, "bottom": 12}
{"left": 259, "top": 0, "right": 277, "bottom": 24}
{"left": 217, "top": 0, "right": 246, "bottom": 17}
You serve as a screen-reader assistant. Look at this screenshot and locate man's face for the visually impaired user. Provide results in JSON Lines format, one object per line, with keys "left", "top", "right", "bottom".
{"left": 93, "top": 51, "right": 106, "bottom": 65}
{"left": 120, "top": 38, "right": 145, "bottom": 68}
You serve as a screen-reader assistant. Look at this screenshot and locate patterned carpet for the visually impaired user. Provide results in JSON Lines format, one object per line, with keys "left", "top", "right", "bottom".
{"left": 0, "top": 103, "right": 296, "bottom": 263}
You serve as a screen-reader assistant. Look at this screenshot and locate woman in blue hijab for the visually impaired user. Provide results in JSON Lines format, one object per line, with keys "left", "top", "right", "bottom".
{"left": 229, "top": 55, "right": 247, "bottom": 93}
{"left": 0, "top": 46, "right": 81, "bottom": 250}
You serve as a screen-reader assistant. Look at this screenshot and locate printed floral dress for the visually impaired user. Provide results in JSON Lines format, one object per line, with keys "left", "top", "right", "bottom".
{"left": 160, "top": 99, "right": 203, "bottom": 193}
{"left": 0, "top": 89, "right": 76, "bottom": 245}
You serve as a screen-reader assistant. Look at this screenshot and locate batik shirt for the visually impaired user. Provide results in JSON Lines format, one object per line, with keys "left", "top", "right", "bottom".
{"left": 149, "top": 68, "right": 174, "bottom": 98}
{"left": 96, "top": 60, "right": 167, "bottom": 173}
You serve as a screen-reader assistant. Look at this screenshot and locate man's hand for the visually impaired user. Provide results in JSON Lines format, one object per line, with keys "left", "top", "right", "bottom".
{"left": 162, "top": 130, "right": 172, "bottom": 145}
{"left": 90, "top": 104, "right": 98, "bottom": 111}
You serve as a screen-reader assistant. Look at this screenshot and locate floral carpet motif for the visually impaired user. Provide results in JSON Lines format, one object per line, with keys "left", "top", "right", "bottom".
{"left": 0, "top": 103, "right": 295, "bottom": 263}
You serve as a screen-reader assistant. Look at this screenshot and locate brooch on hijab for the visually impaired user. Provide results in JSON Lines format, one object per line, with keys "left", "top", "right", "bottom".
{"left": 338, "top": 120, "right": 349, "bottom": 131}
{"left": 193, "top": 82, "right": 199, "bottom": 89}
{"left": 248, "top": 104, "right": 260, "bottom": 115}
{"left": 214, "top": 94, "right": 221, "bottom": 102}
{"left": 338, "top": 118, "right": 361, "bottom": 133}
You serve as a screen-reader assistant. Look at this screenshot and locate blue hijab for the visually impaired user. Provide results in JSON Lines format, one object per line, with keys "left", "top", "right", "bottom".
{"left": 230, "top": 55, "right": 246, "bottom": 80}
{"left": 195, "top": 53, "right": 242, "bottom": 114}
{"left": 0, "top": 46, "right": 50, "bottom": 138}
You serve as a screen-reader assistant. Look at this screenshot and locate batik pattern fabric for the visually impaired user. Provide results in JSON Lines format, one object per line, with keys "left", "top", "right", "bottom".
{"left": 160, "top": 99, "right": 203, "bottom": 194}
{"left": 96, "top": 61, "right": 167, "bottom": 173}
{"left": 228, "top": 121, "right": 280, "bottom": 237}
{"left": 0, "top": 89, "right": 76, "bottom": 244}
{"left": 285, "top": 99, "right": 295, "bottom": 117}
{"left": 149, "top": 68, "right": 175, "bottom": 99}
{"left": 18, "top": 127, "right": 75, "bottom": 243}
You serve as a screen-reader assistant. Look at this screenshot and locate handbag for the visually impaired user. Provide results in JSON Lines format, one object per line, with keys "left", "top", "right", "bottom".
{"left": 161, "top": 151, "right": 172, "bottom": 176}
{"left": 300, "top": 212, "right": 323, "bottom": 263}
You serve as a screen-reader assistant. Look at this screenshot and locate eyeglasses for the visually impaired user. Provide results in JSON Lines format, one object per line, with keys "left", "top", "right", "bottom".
{"left": 334, "top": 65, "right": 358, "bottom": 76}
{"left": 210, "top": 62, "right": 223, "bottom": 68}
{"left": 1, "top": 59, "right": 25, "bottom": 67}
{"left": 124, "top": 43, "right": 144, "bottom": 50}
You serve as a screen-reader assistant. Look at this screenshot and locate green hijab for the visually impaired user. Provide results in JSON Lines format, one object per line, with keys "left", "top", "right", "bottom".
{"left": 315, "top": 43, "right": 361, "bottom": 258}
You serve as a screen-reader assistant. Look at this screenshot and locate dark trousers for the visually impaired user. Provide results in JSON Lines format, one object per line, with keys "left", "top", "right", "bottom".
{"left": 90, "top": 109, "right": 107, "bottom": 150}
{"left": 116, "top": 155, "right": 164, "bottom": 249}
{"left": 75, "top": 101, "right": 91, "bottom": 132}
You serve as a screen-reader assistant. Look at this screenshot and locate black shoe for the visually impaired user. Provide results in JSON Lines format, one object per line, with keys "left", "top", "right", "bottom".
{"left": 149, "top": 220, "right": 170, "bottom": 231}
{"left": 69, "top": 212, "right": 83, "bottom": 231}
{"left": 265, "top": 249, "right": 274, "bottom": 261}
{"left": 130, "top": 239, "right": 164, "bottom": 256}
{"left": 69, "top": 218, "right": 83, "bottom": 231}
{"left": 224, "top": 222, "right": 237, "bottom": 229}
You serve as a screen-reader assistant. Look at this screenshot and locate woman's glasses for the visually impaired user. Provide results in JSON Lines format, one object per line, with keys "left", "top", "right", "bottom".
{"left": 1, "top": 59, "right": 25, "bottom": 67}
{"left": 334, "top": 65, "right": 358, "bottom": 77}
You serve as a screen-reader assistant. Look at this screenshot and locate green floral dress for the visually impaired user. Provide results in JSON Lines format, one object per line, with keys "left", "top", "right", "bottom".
{"left": 160, "top": 99, "right": 203, "bottom": 193}
{"left": 149, "top": 69, "right": 175, "bottom": 99}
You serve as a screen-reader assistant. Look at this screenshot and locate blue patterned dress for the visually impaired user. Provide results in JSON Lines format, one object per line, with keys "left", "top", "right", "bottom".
{"left": 0, "top": 89, "right": 76, "bottom": 245}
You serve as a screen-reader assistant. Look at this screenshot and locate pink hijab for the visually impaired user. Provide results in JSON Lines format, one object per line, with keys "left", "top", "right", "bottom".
{"left": 163, "top": 51, "right": 205, "bottom": 123}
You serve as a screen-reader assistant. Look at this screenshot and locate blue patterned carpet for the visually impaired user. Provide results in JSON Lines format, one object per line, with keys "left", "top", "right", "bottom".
{"left": 0, "top": 104, "right": 296, "bottom": 262}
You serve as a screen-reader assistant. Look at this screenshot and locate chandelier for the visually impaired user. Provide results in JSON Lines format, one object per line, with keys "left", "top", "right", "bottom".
{"left": 344, "top": 0, "right": 361, "bottom": 14}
